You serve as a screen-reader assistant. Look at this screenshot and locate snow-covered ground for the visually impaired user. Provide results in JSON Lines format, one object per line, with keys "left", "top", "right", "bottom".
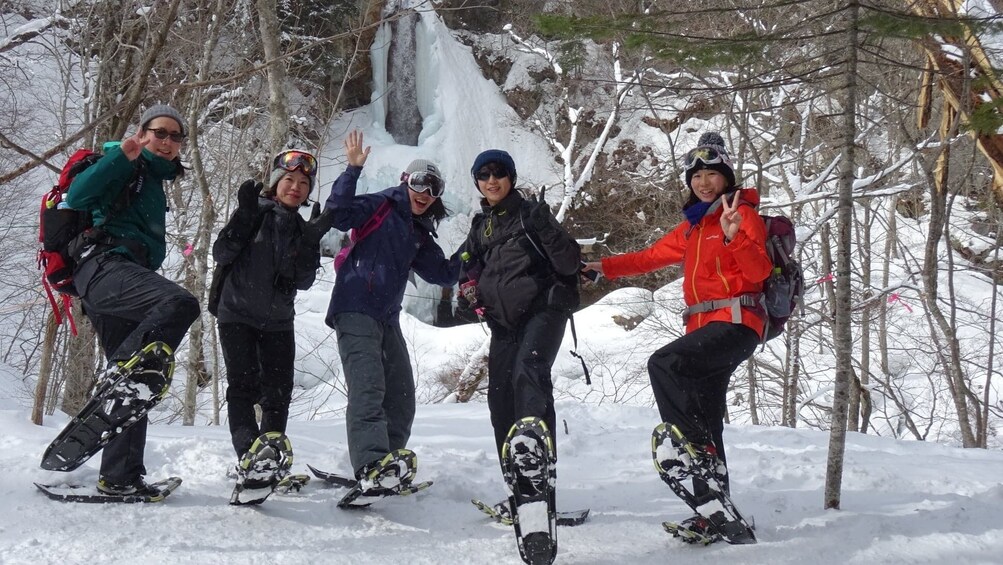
{"left": 4, "top": 380, "right": 1003, "bottom": 565}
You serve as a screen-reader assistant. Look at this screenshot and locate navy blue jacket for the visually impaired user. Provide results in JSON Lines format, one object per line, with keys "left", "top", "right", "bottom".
{"left": 324, "top": 166, "right": 460, "bottom": 326}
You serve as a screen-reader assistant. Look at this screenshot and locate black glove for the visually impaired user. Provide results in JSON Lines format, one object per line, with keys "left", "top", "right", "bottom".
{"left": 528, "top": 185, "right": 551, "bottom": 232}
{"left": 237, "top": 179, "right": 262, "bottom": 215}
{"left": 302, "top": 207, "right": 334, "bottom": 248}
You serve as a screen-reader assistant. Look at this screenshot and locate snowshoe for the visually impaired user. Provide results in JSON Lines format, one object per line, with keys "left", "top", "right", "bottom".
{"left": 651, "top": 422, "right": 756, "bottom": 544}
{"left": 502, "top": 417, "right": 558, "bottom": 565}
{"left": 337, "top": 449, "right": 433, "bottom": 508}
{"left": 40, "top": 342, "right": 174, "bottom": 472}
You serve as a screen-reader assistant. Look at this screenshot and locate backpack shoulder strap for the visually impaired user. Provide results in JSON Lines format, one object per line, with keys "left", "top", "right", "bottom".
{"left": 105, "top": 158, "right": 147, "bottom": 218}
{"left": 351, "top": 197, "right": 393, "bottom": 243}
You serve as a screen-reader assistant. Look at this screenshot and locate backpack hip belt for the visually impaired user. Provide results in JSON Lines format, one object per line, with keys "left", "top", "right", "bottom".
{"left": 71, "top": 228, "right": 150, "bottom": 269}
{"left": 681, "top": 293, "right": 764, "bottom": 326}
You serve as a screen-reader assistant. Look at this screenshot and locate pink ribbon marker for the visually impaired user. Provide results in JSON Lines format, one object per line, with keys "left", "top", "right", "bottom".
{"left": 888, "top": 293, "right": 913, "bottom": 313}
{"left": 183, "top": 243, "right": 194, "bottom": 257}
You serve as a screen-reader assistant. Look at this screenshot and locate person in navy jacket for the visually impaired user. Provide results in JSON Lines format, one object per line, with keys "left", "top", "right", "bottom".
{"left": 324, "top": 130, "right": 460, "bottom": 485}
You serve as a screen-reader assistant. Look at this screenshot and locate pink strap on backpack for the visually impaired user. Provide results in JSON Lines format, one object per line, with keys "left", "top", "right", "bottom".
{"left": 334, "top": 199, "right": 393, "bottom": 271}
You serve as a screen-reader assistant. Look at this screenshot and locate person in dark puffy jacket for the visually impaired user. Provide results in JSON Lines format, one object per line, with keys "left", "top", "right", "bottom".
{"left": 212, "top": 149, "right": 332, "bottom": 472}
{"left": 583, "top": 132, "right": 772, "bottom": 534}
{"left": 324, "top": 130, "right": 460, "bottom": 486}
{"left": 459, "top": 149, "right": 581, "bottom": 502}
{"left": 64, "top": 104, "right": 200, "bottom": 496}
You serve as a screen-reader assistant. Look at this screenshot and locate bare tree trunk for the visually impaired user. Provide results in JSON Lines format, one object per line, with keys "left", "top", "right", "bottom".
{"left": 257, "top": 0, "right": 289, "bottom": 153}
{"left": 921, "top": 106, "right": 978, "bottom": 448}
{"left": 61, "top": 303, "right": 97, "bottom": 416}
{"left": 980, "top": 201, "right": 1000, "bottom": 447}
{"left": 177, "top": 0, "right": 228, "bottom": 426}
{"left": 850, "top": 205, "right": 873, "bottom": 433}
{"left": 453, "top": 338, "right": 491, "bottom": 402}
{"left": 782, "top": 317, "right": 802, "bottom": 428}
{"left": 746, "top": 360, "right": 759, "bottom": 425}
{"left": 32, "top": 313, "right": 59, "bottom": 425}
{"left": 824, "top": 0, "right": 859, "bottom": 511}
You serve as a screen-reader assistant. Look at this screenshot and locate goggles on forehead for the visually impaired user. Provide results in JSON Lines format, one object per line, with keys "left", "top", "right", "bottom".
{"left": 402, "top": 171, "right": 445, "bottom": 198}
{"left": 274, "top": 150, "right": 318, "bottom": 177}
{"left": 683, "top": 145, "right": 732, "bottom": 171}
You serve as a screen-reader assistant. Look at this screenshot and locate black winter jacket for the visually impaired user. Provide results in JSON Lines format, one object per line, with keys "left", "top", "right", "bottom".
{"left": 212, "top": 198, "right": 320, "bottom": 331}
{"left": 461, "top": 190, "right": 581, "bottom": 330}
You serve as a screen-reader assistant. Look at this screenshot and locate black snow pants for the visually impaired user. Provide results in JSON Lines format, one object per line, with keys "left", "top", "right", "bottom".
{"left": 647, "top": 321, "right": 759, "bottom": 497}
{"left": 74, "top": 253, "right": 200, "bottom": 485}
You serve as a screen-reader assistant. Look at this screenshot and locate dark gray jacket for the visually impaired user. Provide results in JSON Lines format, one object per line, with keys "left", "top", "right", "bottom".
{"left": 212, "top": 198, "right": 319, "bottom": 331}
{"left": 461, "top": 190, "right": 581, "bottom": 330}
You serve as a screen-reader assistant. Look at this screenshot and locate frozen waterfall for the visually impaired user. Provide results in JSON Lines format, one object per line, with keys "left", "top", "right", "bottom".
{"left": 385, "top": 8, "right": 422, "bottom": 146}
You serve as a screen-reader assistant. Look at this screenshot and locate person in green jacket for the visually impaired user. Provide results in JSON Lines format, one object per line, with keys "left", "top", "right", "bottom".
{"left": 64, "top": 104, "right": 200, "bottom": 496}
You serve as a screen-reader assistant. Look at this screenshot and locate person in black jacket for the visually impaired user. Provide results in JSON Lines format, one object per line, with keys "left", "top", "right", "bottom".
{"left": 212, "top": 149, "right": 332, "bottom": 472}
{"left": 460, "top": 149, "right": 581, "bottom": 504}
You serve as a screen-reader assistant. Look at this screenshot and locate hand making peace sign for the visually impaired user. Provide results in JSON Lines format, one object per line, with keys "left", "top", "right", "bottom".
{"left": 720, "top": 192, "right": 742, "bottom": 241}
{"left": 121, "top": 130, "right": 151, "bottom": 161}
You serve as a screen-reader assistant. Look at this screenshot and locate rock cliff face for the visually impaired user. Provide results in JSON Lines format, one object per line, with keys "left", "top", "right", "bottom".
{"left": 434, "top": 0, "right": 548, "bottom": 35}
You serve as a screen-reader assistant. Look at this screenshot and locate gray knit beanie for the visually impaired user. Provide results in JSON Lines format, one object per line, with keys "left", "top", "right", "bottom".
{"left": 405, "top": 158, "right": 443, "bottom": 180}
{"left": 140, "top": 104, "right": 186, "bottom": 136}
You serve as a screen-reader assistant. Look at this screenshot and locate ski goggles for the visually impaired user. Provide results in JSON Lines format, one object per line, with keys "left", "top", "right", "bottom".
{"left": 683, "top": 145, "right": 732, "bottom": 171}
{"left": 274, "top": 150, "right": 318, "bottom": 177}
{"left": 402, "top": 171, "right": 445, "bottom": 198}
{"left": 144, "top": 127, "right": 186, "bottom": 143}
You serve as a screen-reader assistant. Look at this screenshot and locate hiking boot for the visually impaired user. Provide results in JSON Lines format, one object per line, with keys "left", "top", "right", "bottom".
{"left": 669, "top": 514, "right": 721, "bottom": 545}
{"left": 356, "top": 449, "right": 417, "bottom": 494}
{"left": 654, "top": 423, "right": 726, "bottom": 482}
{"left": 238, "top": 445, "right": 283, "bottom": 487}
{"left": 237, "top": 432, "right": 293, "bottom": 488}
{"left": 97, "top": 477, "right": 163, "bottom": 496}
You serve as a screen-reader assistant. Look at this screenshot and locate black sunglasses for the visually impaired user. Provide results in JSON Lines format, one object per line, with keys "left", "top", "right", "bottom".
{"left": 145, "top": 127, "right": 186, "bottom": 143}
{"left": 474, "top": 165, "right": 509, "bottom": 182}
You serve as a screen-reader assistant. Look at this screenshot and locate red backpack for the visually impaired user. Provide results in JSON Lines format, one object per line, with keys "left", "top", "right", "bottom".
{"left": 37, "top": 148, "right": 142, "bottom": 334}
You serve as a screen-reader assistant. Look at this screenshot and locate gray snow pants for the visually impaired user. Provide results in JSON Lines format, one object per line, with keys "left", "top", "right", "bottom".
{"left": 333, "top": 312, "right": 415, "bottom": 476}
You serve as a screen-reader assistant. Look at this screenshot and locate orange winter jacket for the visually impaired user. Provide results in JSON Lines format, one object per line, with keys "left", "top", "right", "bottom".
{"left": 601, "top": 188, "right": 773, "bottom": 338}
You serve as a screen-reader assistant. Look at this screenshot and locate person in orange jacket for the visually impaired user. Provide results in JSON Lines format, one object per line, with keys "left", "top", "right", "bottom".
{"left": 583, "top": 132, "right": 772, "bottom": 506}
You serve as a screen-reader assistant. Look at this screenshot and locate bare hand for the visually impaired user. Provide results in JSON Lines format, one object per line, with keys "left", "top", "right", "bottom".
{"left": 121, "top": 130, "right": 150, "bottom": 161}
{"left": 720, "top": 192, "right": 742, "bottom": 241}
{"left": 582, "top": 261, "right": 604, "bottom": 275}
{"left": 344, "top": 129, "right": 371, "bottom": 167}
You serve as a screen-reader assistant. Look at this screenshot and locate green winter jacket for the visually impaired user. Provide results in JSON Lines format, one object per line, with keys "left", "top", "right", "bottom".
{"left": 65, "top": 144, "right": 180, "bottom": 270}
